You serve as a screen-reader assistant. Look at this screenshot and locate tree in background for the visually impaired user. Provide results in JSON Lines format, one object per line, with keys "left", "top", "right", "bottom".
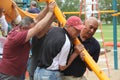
{"left": 56, "top": 0, "right": 120, "bottom": 24}
{"left": 14, "top": 0, "right": 120, "bottom": 24}
{"left": 56, "top": 0, "right": 80, "bottom": 19}
{"left": 99, "top": 0, "right": 120, "bottom": 24}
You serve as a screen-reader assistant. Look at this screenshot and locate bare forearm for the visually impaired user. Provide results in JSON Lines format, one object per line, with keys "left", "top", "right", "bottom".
{"left": 1, "top": 30, "right": 6, "bottom": 37}
{"left": 35, "top": 6, "right": 48, "bottom": 23}
{"left": 0, "top": 14, "right": 2, "bottom": 17}
{"left": 59, "top": 52, "right": 79, "bottom": 71}
{"left": 66, "top": 44, "right": 84, "bottom": 69}
{"left": 36, "top": 15, "right": 55, "bottom": 38}
{"left": 14, "top": 8, "right": 19, "bottom": 17}
{"left": 35, "top": 12, "right": 53, "bottom": 32}
{"left": 12, "top": 1, "right": 19, "bottom": 17}
{"left": 25, "top": 11, "right": 53, "bottom": 42}
{"left": 0, "top": 13, "right": 3, "bottom": 17}
{"left": 25, "top": 1, "right": 56, "bottom": 42}
{"left": 66, "top": 53, "right": 78, "bottom": 68}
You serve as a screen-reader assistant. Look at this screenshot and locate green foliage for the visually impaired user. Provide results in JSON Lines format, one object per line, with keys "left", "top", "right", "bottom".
{"left": 56, "top": 0, "right": 80, "bottom": 19}
{"left": 15, "top": 0, "right": 120, "bottom": 23}
{"left": 99, "top": 0, "right": 120, "bottom": 24}
{"left": 94, "top": 24, "right": 120, "bottom": 42}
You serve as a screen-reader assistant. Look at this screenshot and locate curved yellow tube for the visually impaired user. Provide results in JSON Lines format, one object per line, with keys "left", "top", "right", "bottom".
{"left": 112, "top": 12, "right": 120, "bottom": 16}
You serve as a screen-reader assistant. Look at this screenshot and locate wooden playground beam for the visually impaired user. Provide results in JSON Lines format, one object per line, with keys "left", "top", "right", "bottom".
{"left": 112, "top": 12, "right": 120, "bottom": 16}
{"left": 37, "top": 0, "right": 110, "bottom": 80}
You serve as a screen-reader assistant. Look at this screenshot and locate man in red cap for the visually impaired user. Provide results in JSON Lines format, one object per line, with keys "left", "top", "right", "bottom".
{"left": 62, "top": 17, "right": 100, "bottom": 80}
{"left": 31, "top": 16, "right": 85, "bottom": 80}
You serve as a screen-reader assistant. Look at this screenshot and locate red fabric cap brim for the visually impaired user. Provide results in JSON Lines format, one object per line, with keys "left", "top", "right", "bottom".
{"left": 74, "top": 25, "right": 85, "bottom": 31}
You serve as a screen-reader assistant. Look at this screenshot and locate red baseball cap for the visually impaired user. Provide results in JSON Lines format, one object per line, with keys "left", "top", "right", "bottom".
{"left": 66, "top": 16, "right": 84, "bottom": 30}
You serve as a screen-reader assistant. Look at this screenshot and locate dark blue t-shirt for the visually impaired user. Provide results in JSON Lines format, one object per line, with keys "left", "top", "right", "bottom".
{"left": 62, "top": 36, "right": 100, "bottom": 77}
{"left": 28, "top": 8, "right": 40, "bottom": 13}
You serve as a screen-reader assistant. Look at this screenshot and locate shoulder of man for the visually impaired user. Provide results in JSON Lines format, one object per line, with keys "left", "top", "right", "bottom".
{"left": 91, "top": 37, "right": 100, "bottom": 45}
{"left": 90, "top": 37, "right": 100, "bottom": 52}
{"left": 46, "top": 27, "right": 67, "bottom": 44}
{"left": 48, "top": 27, "right": 65, "bottom": 36}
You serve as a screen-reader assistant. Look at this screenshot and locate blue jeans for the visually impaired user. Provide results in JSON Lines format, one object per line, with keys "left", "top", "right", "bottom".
{"left": 20, "top": 73, "right": 25, "bottom": 80}
{"left": 27, "top": 56, "right": 38, "bottom": 80}
{"left": 34, "top": 67, "right": 62, "bottom": 80}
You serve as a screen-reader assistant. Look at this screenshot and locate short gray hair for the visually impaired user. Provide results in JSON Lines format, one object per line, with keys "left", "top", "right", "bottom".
{"left": 31, "top": 1, "right": 37, "bottom": 7}
{"left": 19, "top": 17, "right": 34, "bottom": 28}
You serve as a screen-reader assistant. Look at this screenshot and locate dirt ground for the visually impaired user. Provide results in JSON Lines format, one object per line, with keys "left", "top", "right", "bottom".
{"left": 85, "top": 47, "right": 120, "bottom": 80}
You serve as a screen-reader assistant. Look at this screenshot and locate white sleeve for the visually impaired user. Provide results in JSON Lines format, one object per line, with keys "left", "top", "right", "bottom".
{"left": 0, "top": 15, "right": 8, "bottom": 35}
{"left": 14, "top": 15, "right": 22, "bottom": 25}
{"left": 58, "top": 34, "right": 71, "bottom": 66}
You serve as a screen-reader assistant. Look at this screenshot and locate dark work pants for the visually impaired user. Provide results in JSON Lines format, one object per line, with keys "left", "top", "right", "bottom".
{"left": 0, "top": 73, "right": 20, "bottom": 80}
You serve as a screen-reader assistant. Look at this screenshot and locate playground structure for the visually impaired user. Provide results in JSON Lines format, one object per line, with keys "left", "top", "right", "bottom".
{"left": 112, "top": 12, "right": 120, "bottom": 16}
{"left": 63, "top": 10, "right": 116, "bottom": 15}
{"left": 104, "top": 42, "right": 120, "bottom": 47}
{"left": 112, "top": 0, "right": 119, "bottom": 70}
{"left": 0, "top": 0, "right": 119, "bottom": 80}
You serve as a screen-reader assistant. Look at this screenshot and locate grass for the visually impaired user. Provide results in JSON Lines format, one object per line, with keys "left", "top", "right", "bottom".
{"left": 0, "top": 24, "right": 119, "bottom": 43}
{"left": 94, "top": 24, "right": 120, "bottom": 43}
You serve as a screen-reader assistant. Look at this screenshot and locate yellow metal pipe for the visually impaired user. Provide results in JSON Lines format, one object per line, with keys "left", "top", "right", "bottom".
{"left": 100, "top": 10, "right": 116, "bottom": 13}
{"left": 74, "top": 38, "right": 110, "bottom": 80}
{"left": 112, "top": 12, "right": 120, "bottom": 16}
{"left": 63, "top": 10, "right": 116, "bottom": 15}
{"left": 38, "top": 0, "right": 110, "bottom": 80}
{"left": 37, "top": 0, "right": 66, "bottom": 26}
